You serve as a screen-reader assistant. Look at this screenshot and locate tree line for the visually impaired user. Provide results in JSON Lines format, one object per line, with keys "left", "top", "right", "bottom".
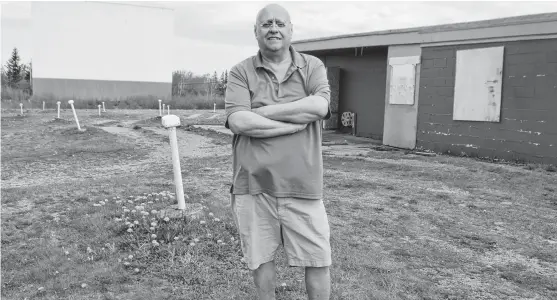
{"left": 172, "top": 69, "right": 228, "bottom": 98}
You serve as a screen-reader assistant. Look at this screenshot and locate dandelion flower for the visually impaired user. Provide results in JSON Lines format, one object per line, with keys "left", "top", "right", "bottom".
{"left": 151, "top": 234, "right": 157, "bottom": 239}
{"left": 125, "top": 221, "right": 131, "bottom": 225}
{"left": 174, "top": 237, "right": 179, "bottom": 241}
{"left": 147, "top": 201, "right": 153, "bottom": 204}
{"left": 217, "top": 240, "right": 222, "bottom": 243}
{"left": 151, "top": 222, "right": 157, "bottom": 227}
{"left": 189, "top": 242, "right": 195, "bottom": 246}
{"left": 164, "top": 217, "right": 170, "bottom": 222}
{"left": 128, "top": 255, "right": 133, "bottom": 260}
{"left": 127, "top": 228, "right": 133, "bottom": 233}
{"left": 64, "top": 250, "right": 69, "bottom": 255}
{"left": 194, "top": 238, "right": 200, "bottom": 242}
{"left": 230, "top": 237, "right": 235, "bottom": 241}
{"left": 127, "top": 200, "right": 133, "bottom": 204}
{"left": 124, "top": 261, "right": 130, "bottom": 266}
{"left": 149, "top": 227, "right": 155, "bottom": 231}
{"left": 151, "top": 210, "right": 157, "bottom": 214}
{"left": 214, "top": 218, "right": 220, "bottom": 222}
{"left": 135, "top": 206, "right": 144, "bottom": 211}
{"left": 134, "top": 220, "right": 139, "bottom": 225}
{"left": 200, "top": 221, "right": 206, "bottom": 225}
{"left": 132, "top": 210, "right": 136, "bottom": 213}
{"left": 87, "top": 247, "right": 93, "bottom": 253}
{"left": 81, "top": 283, "right": 88, "bottom": 288}
{"left": 93, "top": 204, "right": 101, "bottom": 207}
{"left": 134, "top": 268, "right": 140, "bottom": 273}
{"left": 38, "top": 287, "right": 45, "bottom": 291}
{"left": 124, "top": 209, "right": 130, "bottom": 213}
{"left": 208, "top": 213, "right": 214, "bottom": 217}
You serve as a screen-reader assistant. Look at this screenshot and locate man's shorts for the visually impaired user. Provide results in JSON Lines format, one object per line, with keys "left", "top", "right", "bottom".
{"left": 230, "top": 192, "right": 332, "bottom": 270}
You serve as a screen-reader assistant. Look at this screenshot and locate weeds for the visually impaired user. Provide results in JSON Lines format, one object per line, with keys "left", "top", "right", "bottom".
{"left": 1, "top": 93, "right": 225, "bottom": 110}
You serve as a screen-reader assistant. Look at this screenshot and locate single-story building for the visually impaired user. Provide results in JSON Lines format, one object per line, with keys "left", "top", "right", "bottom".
{"left": 292, "top": 12, "right": 557, "bottom": 165}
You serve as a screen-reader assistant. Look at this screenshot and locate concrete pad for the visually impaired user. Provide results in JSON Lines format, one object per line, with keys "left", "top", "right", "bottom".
{"left": 185, "top": 114, "right": 202, "bottom": 119}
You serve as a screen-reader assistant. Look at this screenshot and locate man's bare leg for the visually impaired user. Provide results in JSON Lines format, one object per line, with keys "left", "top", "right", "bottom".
{"left": 305, "top": 266, "right": 330, "bottom": 300}
{"left": 253, "top": 261, "right": 277, "bottom": 300}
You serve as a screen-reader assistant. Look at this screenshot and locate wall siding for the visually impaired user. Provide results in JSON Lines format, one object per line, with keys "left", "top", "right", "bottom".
{"left": 32, "top": 78, "right": 172, "bottom": 101}
{"left": 417, "top": 39, "right": 557, "bottom": 164}
{"left": 320, "top": 49, "right": 388, "bottom": 139}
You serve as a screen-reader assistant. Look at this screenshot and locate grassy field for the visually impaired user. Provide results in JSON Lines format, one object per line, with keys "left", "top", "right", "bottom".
{"left": 1, "top": 108, "right": 556, "bottom": 300}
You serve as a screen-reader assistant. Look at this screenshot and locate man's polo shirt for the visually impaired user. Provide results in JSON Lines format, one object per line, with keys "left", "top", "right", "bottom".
{"left": 225, "top": 46, "right": 331, "bottom": 200}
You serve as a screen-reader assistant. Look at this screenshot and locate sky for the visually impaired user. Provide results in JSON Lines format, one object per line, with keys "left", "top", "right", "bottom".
{"left": 2, "top": 0, "right": 557, "bottom": 76}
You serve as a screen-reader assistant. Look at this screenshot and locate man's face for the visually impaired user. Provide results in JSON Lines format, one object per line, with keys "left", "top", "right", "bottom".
{"left": 254, "top": 10, "right": 292, "bottom": 53}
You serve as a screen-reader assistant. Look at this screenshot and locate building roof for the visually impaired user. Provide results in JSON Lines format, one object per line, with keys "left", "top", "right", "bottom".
{"left": 292, "top": 12, "right": 557, "bottom": 50}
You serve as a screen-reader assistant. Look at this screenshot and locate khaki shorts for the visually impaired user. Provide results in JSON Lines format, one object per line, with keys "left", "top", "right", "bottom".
{"left": 230, "top": 193, "right": 332, "bottom": 270}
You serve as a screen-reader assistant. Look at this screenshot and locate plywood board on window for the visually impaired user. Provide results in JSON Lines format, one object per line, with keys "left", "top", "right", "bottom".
{"left": 453, "top": 46, "right": 504, "bottom": 122}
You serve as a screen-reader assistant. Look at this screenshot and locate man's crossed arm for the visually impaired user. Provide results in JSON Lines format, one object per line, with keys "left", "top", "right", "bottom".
{"left": 227, "top": 95, "right": 329, "bottom": 139}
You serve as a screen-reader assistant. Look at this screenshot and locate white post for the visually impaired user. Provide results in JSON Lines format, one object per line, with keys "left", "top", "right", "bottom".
{"left": 213, "top": 103, "right": 216, "bottom": 113}
{"left": 102, "top": 102, "right": 106, "bottom": 112}
{"left": 162, "top": 103, "right": 165, "bottom": 114}
{"left": 19, "top": 103, "right": 23, "bottom": 115}
{"left": 158, "top": 99, "right": 162, "bottom": 116}
{"left": 162, "top": 115, "right": 186, "bottom": 210}
{"left": 43, "top": 101, "right": 45, "bottom": 111}
{"left": 167, "top": 105, "right": 170, "bottom": 115}
{"left": 68, "top": 100, "right": 82, "bottom": 130}
{"left": 57, "top": 101, "right": 61, "bottom": 119}
{"left": 98, "top": 104, "right": 101, "bottom": 116}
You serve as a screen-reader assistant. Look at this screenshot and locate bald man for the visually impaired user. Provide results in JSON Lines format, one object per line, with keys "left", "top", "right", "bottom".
{"left": 224, "top": 4, "right": 332, "bottom": 300}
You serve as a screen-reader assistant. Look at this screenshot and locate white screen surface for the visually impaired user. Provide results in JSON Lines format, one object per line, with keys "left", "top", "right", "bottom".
{"left": 31, "top": 2, "right": 174, "bottom": 83}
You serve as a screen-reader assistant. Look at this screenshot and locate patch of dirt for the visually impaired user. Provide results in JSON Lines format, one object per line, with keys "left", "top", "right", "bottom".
{"left": 45, "top": 118, "right": 73, "bottom": 125}
{"left": 93, "top": 120, "right": 120, "bottom": 127}
{"left": 145, "top": 126, "right": 229, "bottom": 159}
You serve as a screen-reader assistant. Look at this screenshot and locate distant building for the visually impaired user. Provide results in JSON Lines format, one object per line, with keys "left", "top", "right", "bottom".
{"left": 293, "top": 12, "right": 557, "bottom": 165}
{"left": 31, "top": 2, "right": 174, "bottom": 102}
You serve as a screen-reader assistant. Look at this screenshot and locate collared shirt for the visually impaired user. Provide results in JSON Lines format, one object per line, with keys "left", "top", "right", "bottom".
{"left": 225, "top": 46, "right": 331, "bottom": 199}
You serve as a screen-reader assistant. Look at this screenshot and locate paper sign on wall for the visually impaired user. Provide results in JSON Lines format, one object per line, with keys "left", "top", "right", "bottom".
{"left": 388, "top": 56, "right": 420, "bottom": 105}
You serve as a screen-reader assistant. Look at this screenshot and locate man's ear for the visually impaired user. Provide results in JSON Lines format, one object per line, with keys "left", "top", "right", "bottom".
{"left": 254, "top": 25, "right": 258, "bottom": 38}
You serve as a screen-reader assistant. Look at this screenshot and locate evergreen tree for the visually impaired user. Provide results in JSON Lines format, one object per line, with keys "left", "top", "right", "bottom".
{"left": 5, "top": 48, "right": 22, "bottom": 87}
{"left": 25, "top": 61, "right": 32, "bottom": 82}
{"left": 0, "top": 66, "right": 7, "bottom": 86}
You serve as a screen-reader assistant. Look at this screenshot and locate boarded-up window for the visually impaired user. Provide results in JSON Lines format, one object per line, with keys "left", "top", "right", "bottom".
{"left": 388, "top": 56, "right": 420, "bottom": 105}
{"left": 453, "top": 46, "right": 504, "bottom": 122}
